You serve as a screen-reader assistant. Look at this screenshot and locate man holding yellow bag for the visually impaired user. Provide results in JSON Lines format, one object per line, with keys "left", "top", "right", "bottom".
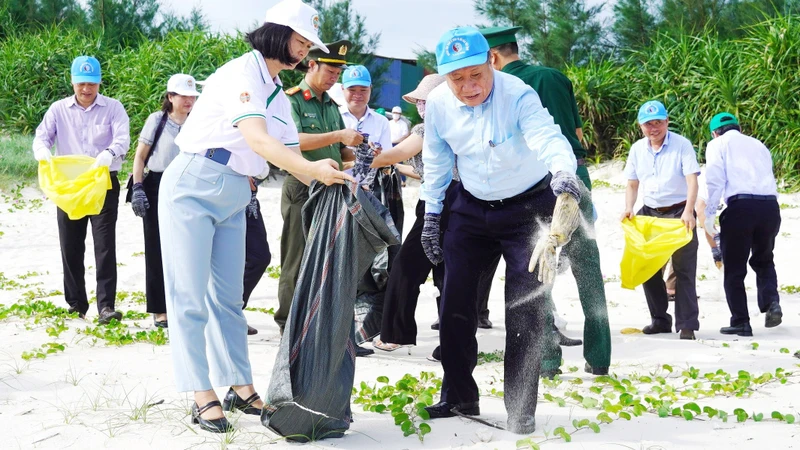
{"left": 621, "top": 100, "right": 700, "bottom": 340}
{"left": 32, "top": 55, "right": 130, "bottom": 324}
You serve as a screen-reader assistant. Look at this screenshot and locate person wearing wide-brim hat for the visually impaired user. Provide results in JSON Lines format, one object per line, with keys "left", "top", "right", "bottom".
{"left": 704, "top": 112, "right": 782, "bottom": 337}
{"left": 480, "top": 26, "right": 612, "bottom": 378}
{"left": 419, "top": 27, "right": 582, "bottom": 434}
{"left": 129, "top": 73, "right": 200, "bottom": 329}
{"left": 277, "top": 39, "right": 368, "bottom": 341}
{"left": 157, "top": 0, "right": 352, "bottom": 434}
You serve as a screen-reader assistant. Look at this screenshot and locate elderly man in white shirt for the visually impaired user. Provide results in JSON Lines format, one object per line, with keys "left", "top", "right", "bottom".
{"left": 621, "top": 100, "right": 701, "bottom": 341}
{"left": 704, "top": 112, "right": 782, "bottom": 337}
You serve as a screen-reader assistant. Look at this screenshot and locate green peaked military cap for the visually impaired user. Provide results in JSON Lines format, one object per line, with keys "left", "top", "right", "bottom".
{"left": 307, "top": 39, "right": 352, "bottom": 67}
{"left": 479, "top": 26, "right": 522, "bottom": 48}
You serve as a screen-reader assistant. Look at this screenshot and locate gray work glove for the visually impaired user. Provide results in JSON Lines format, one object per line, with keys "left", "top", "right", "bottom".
{"left": 712, "top": 233, "right": 722, "bottom": 268}
{"left": 131, "top": 182, "right": 149, "bottom": 217}
{"left": 550, "top": 171, "right": 582, "bottom": 203}
{"left": 529, "top": 193, "right": 581, "bottom": 284}
{"left": 421, "top": 212, "right": 444, "bottom": 265}
{"left": 245, "top": 189, "right": 259, "bottom": 220}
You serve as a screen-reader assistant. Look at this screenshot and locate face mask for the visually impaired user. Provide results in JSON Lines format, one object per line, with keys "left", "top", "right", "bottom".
{"left": 392, "top": 113, "right": 401, "bottom": 120}
{"left": 416, "top": 101, "right": 426, "bottom": 119}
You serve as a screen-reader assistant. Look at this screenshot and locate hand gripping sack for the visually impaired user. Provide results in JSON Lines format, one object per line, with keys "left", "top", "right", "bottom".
{"left": 38, "top": 155, "right": 111, "bottom": 220}
{"left": 262, "top": 181, "right": 400, "bottom": 442}
{"left": 620, "top": 216, "right": 692, "bottom": 289}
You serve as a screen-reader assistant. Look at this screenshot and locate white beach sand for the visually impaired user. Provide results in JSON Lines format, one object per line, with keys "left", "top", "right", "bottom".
{"left": 1, "top": 163, "right": 798, "bottom": 449}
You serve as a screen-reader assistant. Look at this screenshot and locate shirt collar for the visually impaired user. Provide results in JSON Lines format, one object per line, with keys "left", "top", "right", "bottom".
{"left": 250, "top": 50, "right": 282, "bottom": 87}
{"left": 501, "top": 60, "right": 526, "bottom": 74}
{"left": 648, "top": 131, "right": 671, "bottom": 153}
{"left": 68, "top": 93, "right": 106, "bottom": 110}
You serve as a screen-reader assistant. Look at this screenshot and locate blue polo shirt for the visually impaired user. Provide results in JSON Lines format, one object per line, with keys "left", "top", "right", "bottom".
{"left": 623, "top": 131, "right": 700, "bottom": 208}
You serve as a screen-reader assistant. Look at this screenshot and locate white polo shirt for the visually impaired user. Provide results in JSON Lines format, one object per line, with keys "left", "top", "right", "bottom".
{"left": 340, "top": 107, "right": 393, "bottom": 152}
{"left": 175, "top": 50, "right": 299, "bottom": 176}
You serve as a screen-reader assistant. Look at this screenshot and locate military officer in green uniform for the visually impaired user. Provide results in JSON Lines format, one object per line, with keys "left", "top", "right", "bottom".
{"left": 277, "top": 40, "right": 364, "bottom": 333}
{"left": 480, "top": 26, "right": 612, "bottom": 376}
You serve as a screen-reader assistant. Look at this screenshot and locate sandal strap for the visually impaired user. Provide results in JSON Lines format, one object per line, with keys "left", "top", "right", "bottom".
{"left": 197, "top": 400, "right": 222, "bottom": 415}
{"left": 242, "top": 392, "right": 260, "bottom": 406}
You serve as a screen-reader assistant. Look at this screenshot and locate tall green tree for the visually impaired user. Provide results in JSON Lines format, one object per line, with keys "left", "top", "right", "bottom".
{"left": 474, "top": 0, "right": 605, "bottom": 69}
{"left": 612, "top": 0, "right": 656, "bottom": 51}
{"left": 1, "top": 0, "right": 88, "bottom": 39}
{"left": 658, "top": 0, "right": 731, "bottom": 38}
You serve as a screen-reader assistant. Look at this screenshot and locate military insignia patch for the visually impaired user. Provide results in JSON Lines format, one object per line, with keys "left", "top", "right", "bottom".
{"left": 303, "top": 89, "right": 312, "bottom": 101}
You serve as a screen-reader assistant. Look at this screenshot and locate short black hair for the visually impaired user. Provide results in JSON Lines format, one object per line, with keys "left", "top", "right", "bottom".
{"left": 245, "top": 22, "right": 298, "bottom": 66}
{"left": 713, "top": 124, "right": 741, "bottom": 136}
{"left": 493, "top": 42, "right": 519, "bottom": 57}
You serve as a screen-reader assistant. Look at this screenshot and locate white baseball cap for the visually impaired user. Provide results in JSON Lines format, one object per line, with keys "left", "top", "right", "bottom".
{"left": 264, "top": 0, "right": 328, "bottom": 53}
{"left": 392, "top": 106, "right": 402, "bottom": 114}
{"left": 167, "top": 74, "right": 200, "bottom": 96}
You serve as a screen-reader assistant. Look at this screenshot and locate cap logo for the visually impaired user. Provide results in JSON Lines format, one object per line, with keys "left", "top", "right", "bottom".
{"left": 187, "top": 79, "right": 194, "bottom": 87}
{"left": 240, "top": 92, "right": 251, "bottom": 103}
{"left": 311, "top": 15, "right": 320, "bottom": 31}
{"left": 349, "top": 68, "right": 361, "bottom": 78}
{"left": 445, "top": 37, "right": 469, "bottom": 57}
{"left": 80, "top": 63, "right": 93, "bottom": 73}
{"left": 646, "top": 105, "right": 657, "bottom": 114}
{"left": 339, "top": 45, "right": 348, "bottom": 56}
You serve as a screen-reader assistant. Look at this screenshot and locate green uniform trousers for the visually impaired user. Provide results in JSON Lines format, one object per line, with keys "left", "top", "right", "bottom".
{"left": 541, "top": 164, "right": 612, "bottom": 370}
{"left": 276, "top": 175, "right": 309, "bottom": 331}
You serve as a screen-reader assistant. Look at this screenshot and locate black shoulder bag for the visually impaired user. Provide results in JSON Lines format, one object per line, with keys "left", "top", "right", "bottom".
{"left": 125, "top": 112, "right": 169, "bottom": 203}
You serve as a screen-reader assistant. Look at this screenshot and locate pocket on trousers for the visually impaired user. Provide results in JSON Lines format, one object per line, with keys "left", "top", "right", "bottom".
{"left": 184, "top": 159, "right": 221, "bottom": 186}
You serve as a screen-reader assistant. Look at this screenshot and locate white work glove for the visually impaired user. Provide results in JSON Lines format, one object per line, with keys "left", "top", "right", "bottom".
{"left": 529, "top": 193, "right": 582, "bottom": 284}
{"left": 704, "top": 215, "right": 718, "bottom": 235}
{"left": 93, "top": 149, "right": 114, "bottom": 168}
{"left": 34, "top": 147, "right": 52, "bottom": 162}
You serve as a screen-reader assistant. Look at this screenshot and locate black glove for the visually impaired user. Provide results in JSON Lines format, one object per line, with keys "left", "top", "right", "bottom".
{"left": 550, "top": 171, "right": 582, "bottom": 202}
{"left": 245, "top": 190, "right": 259, "bottom": 220}
{"left": 421, "top": 213, "right": 444, "bottom": 265}
{"left": 131, "top": 182, "right": 149, "bottom": 217}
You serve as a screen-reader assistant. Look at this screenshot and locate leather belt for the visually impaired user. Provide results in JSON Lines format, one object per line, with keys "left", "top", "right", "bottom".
{"left": 727, "top": 194, "right": 776, "bottom": 202}
{"left": 648, "top": 200, "right": 686, "bottom": 213}
{"left": 467, "top": 173, "right": 552, "bottom": 209}
{"left": 205, "top": 148, "right": 231, "bottom": 165}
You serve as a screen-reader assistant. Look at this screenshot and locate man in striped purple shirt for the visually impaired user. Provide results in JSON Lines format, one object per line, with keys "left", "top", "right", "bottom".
{"left": 32, "top": 55, "right": 130, "bottom": 324}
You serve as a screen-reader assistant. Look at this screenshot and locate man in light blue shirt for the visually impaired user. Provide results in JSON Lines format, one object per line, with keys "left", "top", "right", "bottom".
{"left": 622, "top": 100, "right": 700, "bottom": 340}
{"left": 419, "top": 26, "right": 582, "bottom": 435}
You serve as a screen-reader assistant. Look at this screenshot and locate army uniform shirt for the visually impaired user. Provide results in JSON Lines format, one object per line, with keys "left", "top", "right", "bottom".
{"left": 287, "top": 79, "right": 345, "bottom": 169}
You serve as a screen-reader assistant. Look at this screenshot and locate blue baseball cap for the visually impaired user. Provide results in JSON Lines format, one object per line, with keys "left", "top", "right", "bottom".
{"left": 71, "top": 56, "right": 101, "bottom": 84}
{"left": 637, "top": 100, "right": 668, "bottom": 124}
{"left": 435, "top": 27, "right": 490, "bottom": 75}
{"left": 342, "top": 65, "right": 371, "bottom": 88}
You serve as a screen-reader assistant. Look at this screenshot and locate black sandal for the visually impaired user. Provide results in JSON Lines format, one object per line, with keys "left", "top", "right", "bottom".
{"left": 191, "top": 400, "right": 232, "bottom": 433}
{"left": 222, "top": 388, "right": 262, "bottom": 415}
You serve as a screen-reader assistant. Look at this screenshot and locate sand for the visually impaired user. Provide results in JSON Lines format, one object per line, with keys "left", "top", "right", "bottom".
{"left": 1, "top": 162, "right": 798, "bottom": 449}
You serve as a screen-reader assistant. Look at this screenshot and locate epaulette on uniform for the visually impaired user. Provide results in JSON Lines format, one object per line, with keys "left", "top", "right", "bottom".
{"left": 286, "top": 86, "right": 301, "bottom": 95}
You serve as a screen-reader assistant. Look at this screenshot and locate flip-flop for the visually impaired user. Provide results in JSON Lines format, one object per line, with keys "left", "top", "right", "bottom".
{"left": 372, "top": 338, "right": 406, "bottom": 352}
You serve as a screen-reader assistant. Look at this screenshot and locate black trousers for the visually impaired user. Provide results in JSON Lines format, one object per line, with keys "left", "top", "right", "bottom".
{"left": 57, "top": 174, "right": 120, "bottom": 315}
{"left": 379, "top": 185, "right": 492, "bottom": 345}
{"left": 439, "top": 181, "right": 554, "bottom": 432}
{"left": 243, "top": 199, "right": 271, "bottom": 309}
{"left": 141, "top": 172, "right": 167, "bottom": 313}
{"left": 638, "top": 204, "right": 699, "bottom": 331}
{"left": 720, "top": 198, "right": 781, "bottom": 326}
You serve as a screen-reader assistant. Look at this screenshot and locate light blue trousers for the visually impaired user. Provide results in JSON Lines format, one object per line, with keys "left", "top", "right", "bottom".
{"left": 158, "top": 152, "right": 252, "bottom": 392}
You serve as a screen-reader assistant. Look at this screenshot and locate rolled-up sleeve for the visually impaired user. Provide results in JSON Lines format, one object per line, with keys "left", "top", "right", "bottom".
{"left": 108, "top": 101, "right": 131, "bottom": 157}
{"left": 420, "top": 99, "right": 454, "bottom": 214}
{"left": 516, "top": 89, "right": 576, "bottom": 175}
{"left": 623, "top": 145, "right": 639, "bottom": 180}
{"left": 32, "top": 104, "right": 57, "bottom": 155}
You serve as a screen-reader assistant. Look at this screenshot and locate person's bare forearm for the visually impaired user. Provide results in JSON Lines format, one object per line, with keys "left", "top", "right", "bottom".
{"left": 625, "top": 180, "right": 639, "bottom": 212}
{"left": 372, "top": 133, "right": 423, "bottom": 168}
{"left": 299, "top": 131, "right": 341, "bottom": 151}
{"left": 685, "top": 174, "right": 698, "bottom": 210}
{"left": 132, "top": 142, "right": 151, "bottom": 183}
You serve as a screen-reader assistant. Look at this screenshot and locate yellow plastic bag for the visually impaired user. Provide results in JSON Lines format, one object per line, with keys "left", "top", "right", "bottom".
{"left": 620, "top": 216, "right": 692, "bottom": 290}
{"left": 38, "top": 155, "right": 111, "bottom": 220}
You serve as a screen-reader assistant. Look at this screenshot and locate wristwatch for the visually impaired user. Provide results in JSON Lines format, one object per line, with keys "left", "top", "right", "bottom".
{"left": 106, "top": 148, "right": 116, "bottom": 157}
